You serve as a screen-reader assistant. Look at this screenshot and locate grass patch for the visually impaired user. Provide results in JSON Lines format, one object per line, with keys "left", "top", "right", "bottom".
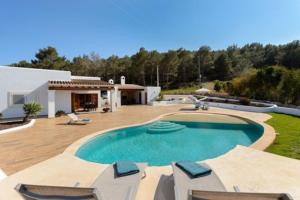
{"left": 162, "top": 86, "right": 199, "bottom": 95}
{"left": 162, "top": 82, "right": 215, "bottom": 95}
{"left": 265, "top": 113, "right": 300, "bottom": 159}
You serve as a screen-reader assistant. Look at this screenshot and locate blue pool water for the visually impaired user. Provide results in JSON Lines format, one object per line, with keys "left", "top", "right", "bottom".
{"left": 76, "top": 120, "right": 263, "bottom": 166}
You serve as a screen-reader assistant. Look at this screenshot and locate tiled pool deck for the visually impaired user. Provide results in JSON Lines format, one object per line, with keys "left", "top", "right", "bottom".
{"left": 0, "top": 105, "right": 299, "bottom": 199}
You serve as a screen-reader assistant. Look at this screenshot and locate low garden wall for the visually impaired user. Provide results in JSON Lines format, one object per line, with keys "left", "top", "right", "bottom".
{"left": 207, "top": 102, "right": 300, "bottom": 117}
{"left": 275, "top": 106, "right": 300, "bottom": 116}
{"left": 161, "top": 94, "right": 300, "bottom": 117}
{"left": 207, "top": 102, "right": 276, "bottom": 113}
{"left": 0, "top": 119, "right": 36, "bottom": 135}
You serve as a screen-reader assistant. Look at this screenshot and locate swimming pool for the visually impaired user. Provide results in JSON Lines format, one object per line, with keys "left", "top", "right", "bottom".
{"left": 76, "top": 118, "right": 263, "bottom": 166}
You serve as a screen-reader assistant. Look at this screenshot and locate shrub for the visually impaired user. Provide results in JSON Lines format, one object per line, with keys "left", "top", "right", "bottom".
{"left": 158, "top": 92, "right": 164, "bottom": 101}
{"left": 239, "top": 97, "right": 251, "bottom": 106}
{"left": 23, "top": 102, "right": 42, "bottom": 122}
{"left": 214, "top": 81, "right": 222, "bottom": 92}
{"left": 55, "top": 110, "right": 66, "bottom": 117}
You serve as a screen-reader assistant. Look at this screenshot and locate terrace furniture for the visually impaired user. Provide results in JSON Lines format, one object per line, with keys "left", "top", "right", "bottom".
{"left": 188, "top": 95, "right": 202, "bottom": 109}
{"left": 201, "top": 102, "right": 209, "bottom": 110}
{"left": 172, "top": 162, "right": 293, "bottom": 200}
{"left": 188, "top": 190, "right": 293, "bottom": 200}
{"left": 84, "top": 102, "right": 97, "bottom": 111}
{"left": 16, "top": 162, "right": 147, "bottom": 200}
{"left": 172, "top": 162, "right": 226, "bottom": 200}
{"left": 15, "top": 184, "right": 100, "bottom": 200}
{"left": 67, "top": 113, "right": 92, "bottom": 125}
{"left": 102, "top": 107, "right": 110, "bottom": 113}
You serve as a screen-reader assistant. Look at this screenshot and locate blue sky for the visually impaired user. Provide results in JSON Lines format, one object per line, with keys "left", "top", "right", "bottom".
{"left": 1, "top": 0, "right": 300, "bottom": 64}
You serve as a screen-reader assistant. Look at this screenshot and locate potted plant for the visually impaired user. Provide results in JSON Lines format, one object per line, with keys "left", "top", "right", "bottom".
{"left": 103, "top": 102, "right": 110, "bottom": 113}
{"left": 23, "top": 102, "right": 42, "bottom": 122}
{"left": 55, "top": 110, "right": 66, "bottom": 117}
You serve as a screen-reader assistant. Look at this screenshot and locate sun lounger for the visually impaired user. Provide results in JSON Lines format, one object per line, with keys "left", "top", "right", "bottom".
{"left": 172, "top": 162, "right": 226, "bottom": 200}
{"left": 188, "top": 95, "right": 202, "bottom": 109}
{"left": 16, "top": 162, "right": 147, "bottom": 200}
{"left": 92, "top": 162, "right": 147, "bottom": 200}
{"left": 201, "top": 102, "right": 209, "bottom": 110}
{"left": 188, "top": 190, "right": 293, "bottom": 200}
{"left": 15, "top": 184, "right": 101, "bottom": 200}
{"left": 172, "top": 162, "right": 293, "bottom": 200}
{"left": 67, "top": 113, "right": 92, "bottom": 125}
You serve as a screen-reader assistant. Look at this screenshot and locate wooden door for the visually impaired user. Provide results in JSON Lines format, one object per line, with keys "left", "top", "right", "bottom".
{"left": 71, "top": 94, "right": 81, "bottom": 112}
{"left": 90, "top": 94, "right": 98, "bottom": 107}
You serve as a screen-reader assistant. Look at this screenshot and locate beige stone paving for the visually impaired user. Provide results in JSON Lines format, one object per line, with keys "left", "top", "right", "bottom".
{"left": 0, "top": 153, "right": 107, "bottom": 199}
{"left": 206, "top": 145, "right": 300, "bottom": 199}
{"left": 0, "top": 105, "right": 289, "bottom": 200}
{"left": 1, "top": 146, "right": 300, "bottom": 200}
{"left": 162, "top": 112, "right": 250, "bottom": 124}
{"left": 0, "top": 105, "right": 187, "bottom": 175}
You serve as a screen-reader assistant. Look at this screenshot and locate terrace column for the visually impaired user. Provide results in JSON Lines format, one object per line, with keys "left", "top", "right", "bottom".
{"left": 98, "top": 90, "right": 101, "bottom": 110}
{"left": 141, "top": 91, "right": 146, "bottom": 104}
{"left": 48, "top": 90, "right": 56, "bottom": 118}
{"left": 110, "top": 87, "right": 117, "bottom": 112}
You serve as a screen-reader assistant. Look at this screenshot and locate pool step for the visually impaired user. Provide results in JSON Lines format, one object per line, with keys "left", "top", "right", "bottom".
{"left": 147, "top": 121, "right": 186, "bottom": 134}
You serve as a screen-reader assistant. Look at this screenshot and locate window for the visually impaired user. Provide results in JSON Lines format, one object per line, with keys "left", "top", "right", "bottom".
{"left": 9, "top": 92, "right": 28, "bottom": 106}
{"left": 12, "top": 94, "right": 25, "bottom": 105}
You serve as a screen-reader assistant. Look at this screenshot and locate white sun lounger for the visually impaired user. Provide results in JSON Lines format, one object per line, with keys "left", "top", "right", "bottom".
{"left": 16, "top": 163, "right": 147, "bottom": 200}
{"left": 188, "top": 190, "right": 293, "bottom": 200}
{"left": 92, "top": 163, "right": 147, "bottom": 200}
{"left": 67, "top": 113, "right": 92, "bottom": 125}
{"left": 172, "top": 163, "right": 293, "bottom": 200}
{"left": 172, "top": 162, "right": 226, "bottom": 200}
{"left": 188, "top": 95, "right": 210, "bottom": 110}
{"left": 188, "top": 95, "right": 202, "bottom": 109}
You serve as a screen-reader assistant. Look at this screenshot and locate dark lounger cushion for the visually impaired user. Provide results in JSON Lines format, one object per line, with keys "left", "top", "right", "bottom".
{"left": 176, "top": 161, "right": 211, "bottom": 178}
{"left": 115, "top": 161, "right": 140, "bottom": 177}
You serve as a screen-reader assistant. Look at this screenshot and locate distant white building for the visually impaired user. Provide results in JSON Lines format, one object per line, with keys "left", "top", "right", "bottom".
{"left": 0, "top": 66, "right": 160, "bottom": 119}
{"left": 115, "top": 76, "right": 160, "bottom": 107}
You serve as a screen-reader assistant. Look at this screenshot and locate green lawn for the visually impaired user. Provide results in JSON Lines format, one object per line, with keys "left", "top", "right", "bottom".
{"left": 161, "top": 82, "right": 215, "bottom": 95}
{"left": 265, "top": 113, "right": 300, "bottom": 159}
{"left": 161, "top": 86, "right": 199, "bottom": 95}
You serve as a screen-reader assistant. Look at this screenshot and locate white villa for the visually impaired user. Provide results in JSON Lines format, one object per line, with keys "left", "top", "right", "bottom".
{"left": 0, "top": 66, "right": 160, "bottom": 119}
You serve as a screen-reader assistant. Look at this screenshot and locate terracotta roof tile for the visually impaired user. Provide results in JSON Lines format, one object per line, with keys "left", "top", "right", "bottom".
{"left": 48, "top": 80, "right": 113, "bottom": 90}
{"left": 116, "top": 84, "right": 145, "bottom": 90}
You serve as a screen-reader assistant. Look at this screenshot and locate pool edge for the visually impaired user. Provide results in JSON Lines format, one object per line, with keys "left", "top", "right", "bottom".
{"left": 64, "top": 110, "right": 276, "bottom": 158}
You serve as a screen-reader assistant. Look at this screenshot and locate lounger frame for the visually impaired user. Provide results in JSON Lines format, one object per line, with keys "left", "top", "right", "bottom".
{"left": 15, "top": 183, "right": 102, "bottom": 200}
{"left": 188, "top": 190, "right": 293, "bottom": 200}
{"left": 15, "top": 163, "right": 147, "bottom": 200}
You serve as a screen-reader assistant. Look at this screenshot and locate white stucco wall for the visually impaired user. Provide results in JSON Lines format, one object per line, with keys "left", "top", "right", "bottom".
{"left": 71, "top": 76, "right": 100, "bottom": 80}
{"left": 0, "top": 66, "right": 71, "bottom": 118}
{"left": 145, "top": 86, "right": 161, "bottom": 103}
{"left": 55, "top": 91, "right": 72, "bottom": 114}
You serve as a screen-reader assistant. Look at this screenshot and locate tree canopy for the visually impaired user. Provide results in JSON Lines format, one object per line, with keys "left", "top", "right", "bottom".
{"left": 12, "top": 41, "right": 300, "bottom": 105}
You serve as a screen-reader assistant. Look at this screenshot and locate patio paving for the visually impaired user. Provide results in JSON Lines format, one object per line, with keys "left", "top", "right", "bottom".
{"left": 0, "top": 105, "right": 187, "bottom": 175}
{"left": 0, "top": 105, "right": 273, "bottom": 175}
{"left": 0, "top": 146, "right": 300, "bottom": 200}
{"left": 0, "top": 104, "right": 291, "bottom": 199}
